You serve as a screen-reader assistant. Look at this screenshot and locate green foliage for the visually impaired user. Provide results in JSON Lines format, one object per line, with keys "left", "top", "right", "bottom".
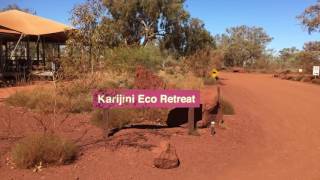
{"left": 104, "top": 45, "right": 163, "bottom": 73}
{"left": 216, "top": 25, "right": 273, "bottom": 67}
{"left": 67, "top": 0, "right": 214, "bottom": 62}
{"left": 278, "top": 47, "right": 300, "bottom": 70}
{"left": 12, "top": 134, "right": 78, "bottom": 169}
{"left": 296, "top": 51, "right": 320, "bottom": 72}
{"left": 102, "top": 0, "right": 190, "bottom": 47}
{"left": 184, "top": 48, "right": 214, "bottom": 77}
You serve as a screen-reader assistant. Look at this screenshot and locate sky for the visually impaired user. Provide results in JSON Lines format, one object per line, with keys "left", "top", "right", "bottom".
{"left": 0, "top": 0, "right": 319, "bottom": 52}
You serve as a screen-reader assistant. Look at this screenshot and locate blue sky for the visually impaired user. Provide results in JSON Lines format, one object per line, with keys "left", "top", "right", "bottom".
{"left": 1, "top": 0, "right": 319, "bottom": 51}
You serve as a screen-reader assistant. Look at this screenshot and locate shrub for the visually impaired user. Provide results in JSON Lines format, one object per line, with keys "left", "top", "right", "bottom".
{"left": 6, "top": 74, "right": 121, "bottom": 114}
{"left": 293, "top": 75, "right": 304, "bottom": 81}
{"left": 134, "top": 66, "right": 165, "bottom": 89}
{"left": 12, "top": 134, "right": 78, "bottom": 169}
{"left": 184, "top": 48, "right": 213, "bottom": 78}
{"left": 91, "top": 109, "right": 139, "bottom": 129}
{"left": 5, "top": 88, "right": 65, "bottom": 113}
{"left": 203, "top": 77, "right": 217, "bottom": 85}
{"left": 104, "top": 45, "right": 164, "bottom": 73}
{"left": 312, "top": 78, "right": 320, "bottom": 85}
{"left": 221, "top": 99, "right": 235, "bottom": 115}
{"left": 158, "top": 71, "right": 204, "bottom": 90}
{"left": 5, "top": 91, "right": 31, "bottom": 108}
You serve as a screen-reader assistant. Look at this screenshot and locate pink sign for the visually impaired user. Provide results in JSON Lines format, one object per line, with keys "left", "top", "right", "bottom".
{"left": 93, "top": 89, "right": 200, "bottom": 109}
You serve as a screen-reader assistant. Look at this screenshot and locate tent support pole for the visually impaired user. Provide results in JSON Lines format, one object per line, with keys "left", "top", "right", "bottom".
{"left": 57, "top": 44, "right": 60, "bottom": 59}
{"left": 5, "top": 42, "right": 7, "bottom": 60}
{"left": 0, "top": 40, "right": 2, "bottom": 72}
{"left": 36, "top": 36, "right": 40, "bottom": 62}
{"left": 27, "top": 37, "right": 30, "bottom": 71}
{"left": 42, "top": 38, "right": 45, "bottom": 68}
{"left": 10, "top": 33, "right": 24, "bottom": 59}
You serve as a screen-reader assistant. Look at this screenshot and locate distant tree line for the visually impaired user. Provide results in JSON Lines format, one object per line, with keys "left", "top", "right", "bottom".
{"left": 2, "top": 0, "right": 320, "bottom": 74}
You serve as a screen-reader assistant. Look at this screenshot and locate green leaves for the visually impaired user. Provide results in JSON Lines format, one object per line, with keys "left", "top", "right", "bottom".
{"left": 68, "top": 0, "right": 213, "bottom": 57}
{"left": 217, "top": 25, "right": 272, "bottom": 67}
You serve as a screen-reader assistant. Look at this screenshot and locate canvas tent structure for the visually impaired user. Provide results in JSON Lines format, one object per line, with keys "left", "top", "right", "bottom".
{"left": 0, "top": 9, "right": 72, "bottom": 81}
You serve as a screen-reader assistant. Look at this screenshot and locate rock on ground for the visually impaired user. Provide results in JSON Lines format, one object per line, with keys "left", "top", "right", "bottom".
{"left": 153, "top": 141, "right": 180, "bottom": 169}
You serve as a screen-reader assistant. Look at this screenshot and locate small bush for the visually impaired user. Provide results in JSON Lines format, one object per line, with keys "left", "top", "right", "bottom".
{"left": 91, "top": 108, "right": 169, "bottom": 130}
{"left": 293, "top": 75, "right": 304, "bottom": 81}
{"left": 312, "top": 78, "right": 320, "bottom": 85}
{"left": 6, "top": 75, "right": 121, "bottom": 114}
{"left": 5, "top": 91, "right": 31, "bottom": 107}
{"left": 104, "top": 45, "right": 164, "bottom": 73}
{"left": 158, "top": 71, "right": 204, "bottom": 90}
{"left": 134, "top": 66, "right": 165, "bottom": 89}
{"left": 12, "top": 134, "right": 78, "bottom": 169}
{"left": 184, "top": 48, "right": 213, "bottom": 78}
{"left": 5, "top": 88, "right": 65, "bottom": 113}
{"left": 91, "top": 109, "right": 136, "bottom": 129}
{"left": 221, "top": 99, "right": 235, "bottom": 115}
{"left": 203, "top": 77, "right": 217, "bottom": 85}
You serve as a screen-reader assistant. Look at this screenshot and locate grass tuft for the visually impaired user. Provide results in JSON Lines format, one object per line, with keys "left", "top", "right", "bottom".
{"left": 12, "top": 134, "right": 78, "bottom": 169}
{"left": 203, "top": 77, "right": 217, "bottom": 85}
{"left": 221, "top": 99, "right": 235, "bottom": 115}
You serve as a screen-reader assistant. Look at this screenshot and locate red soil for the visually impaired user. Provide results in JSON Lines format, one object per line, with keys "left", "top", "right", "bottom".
{"left": 1, "top": 72, "right": 320, "bottom": 180}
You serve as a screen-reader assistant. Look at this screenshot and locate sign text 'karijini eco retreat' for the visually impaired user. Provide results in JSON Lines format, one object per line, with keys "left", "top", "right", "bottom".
{"left": 93, "top": 90, "right": 200, "bottom": 109}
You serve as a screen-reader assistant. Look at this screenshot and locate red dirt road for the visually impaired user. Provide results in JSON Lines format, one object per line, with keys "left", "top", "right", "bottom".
{"left": 218, "top": 72, "right": 320, "bottom": 180}
{"left": 1, "top": 73, "right": 320, "bottom": 180}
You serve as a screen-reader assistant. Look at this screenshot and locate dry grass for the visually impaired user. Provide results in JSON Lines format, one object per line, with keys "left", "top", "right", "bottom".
{"left": 91, "top": 109, "right": 169, "bottom": 130}
{"left": 5, "top": 74, "right": 121, "bottom": 114}
{"left": 221, "top": 99, "right": 235, "bottom": 115}
{"left": 12, "top": 134, "right": 78, "bottom": 169}
{"left": 203, "top": 77, "right": 217, "bottom": 85}
{"left": 158, "top": 71, "right": 204, "bottom": 90}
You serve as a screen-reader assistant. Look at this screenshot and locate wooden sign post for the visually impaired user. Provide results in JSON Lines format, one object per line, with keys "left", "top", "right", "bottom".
{"left": 188, "top": 107, "right": 195, "bottom": 135}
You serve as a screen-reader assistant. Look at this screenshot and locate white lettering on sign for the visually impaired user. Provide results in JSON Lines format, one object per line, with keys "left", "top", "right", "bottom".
{"left": 313, "top": 66, "right": 320, "bottom": 76}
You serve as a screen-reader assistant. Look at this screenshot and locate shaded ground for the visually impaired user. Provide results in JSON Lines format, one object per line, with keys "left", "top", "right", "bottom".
{"left": 1, "top": 72, "right": 320, "bottom": 179}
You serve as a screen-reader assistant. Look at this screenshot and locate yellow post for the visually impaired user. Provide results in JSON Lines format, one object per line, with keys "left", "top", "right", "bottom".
{"left": 211, "top": 69, "right": 219, "bottom": 79}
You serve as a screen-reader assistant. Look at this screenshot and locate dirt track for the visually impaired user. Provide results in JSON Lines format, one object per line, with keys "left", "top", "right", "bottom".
{"left": 1, "top": 73, "right": 320, "bottom": 180}
{"left": 218, "top": 72, "right": 320, "bottom": 179}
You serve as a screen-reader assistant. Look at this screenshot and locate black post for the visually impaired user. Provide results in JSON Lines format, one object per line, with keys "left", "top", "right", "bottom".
{"left": 103, "top": 109, "right": 109, "bottom": 150}
{"left": 216, "top": 86, "right": 224, "bottom": 125}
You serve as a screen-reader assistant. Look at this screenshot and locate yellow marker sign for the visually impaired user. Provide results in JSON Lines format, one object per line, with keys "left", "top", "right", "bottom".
{"left": 211, "top": 69, "right": 219, "bottom": 79}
